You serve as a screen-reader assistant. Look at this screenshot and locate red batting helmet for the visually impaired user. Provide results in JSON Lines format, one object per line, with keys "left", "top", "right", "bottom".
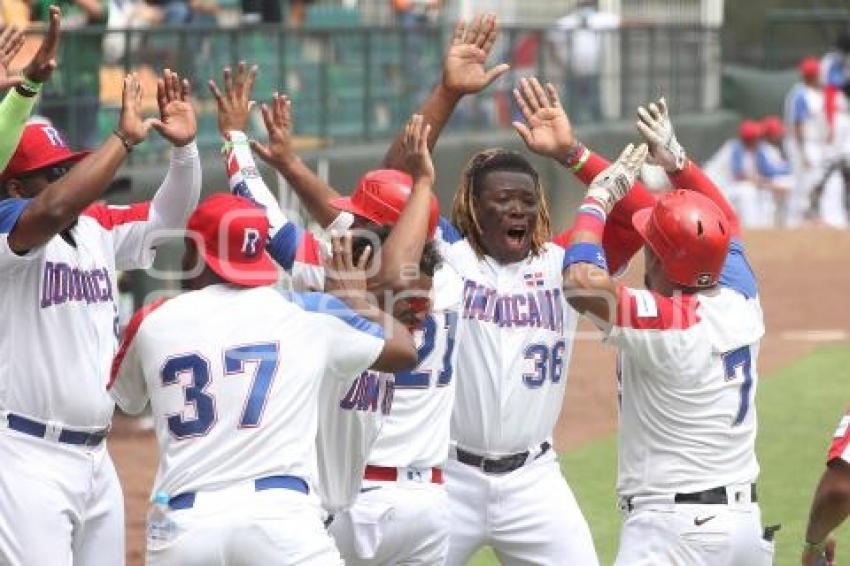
{"left": 761, "top": 115, "right": 785, "bottom": 139}
{"left": 1, "top": 123, "right": 89, "bottom": 182}
{"left": 738, "top": 120, "right": 763, "bottom": 144}
{"left": 329, "top": 169, "right": 440, "bottom": 237}
{"left": 632, "top": 190, "right": 731, "bottom": 288}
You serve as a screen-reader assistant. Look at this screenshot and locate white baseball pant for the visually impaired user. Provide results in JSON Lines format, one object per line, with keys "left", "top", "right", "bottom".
{"left": 145, "top": 481, "right": 343, "bottom": 566}
{"left": 329, "top": 472, "right": 449, "bottom": 565}
{"left": 0, "top": 427, "right": 124, "bottom": 566}
{"left": 444, "top": 449, "right": 599, "bottom": 566}
{"left": 614, "top": 486, "right": 774, "bottom": 566}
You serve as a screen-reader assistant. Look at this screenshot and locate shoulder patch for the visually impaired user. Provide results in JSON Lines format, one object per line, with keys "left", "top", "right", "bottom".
{"left": 616, "top": 286, "right": 700, "bottom": 331}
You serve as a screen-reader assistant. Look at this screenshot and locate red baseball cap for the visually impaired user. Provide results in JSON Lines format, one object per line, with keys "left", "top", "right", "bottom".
{"left": 1, "top": 123, "right": 90, "bottom": 182}
{"left": 761, "top": 115, "right": 785, "bottom": 139}
{"left": 329, "top": 169, "right": 440, "bottom": 237}
{"left": 738, "top": 120, "right": 764, "bottom": 143}
{"left": 186, "top": 194, "right": 278, "bottom": 287}
{"left": 799, "top": 56, "right": 821, "bottom": 80}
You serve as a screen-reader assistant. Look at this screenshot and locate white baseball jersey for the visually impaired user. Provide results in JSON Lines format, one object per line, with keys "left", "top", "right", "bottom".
{"left": 108, "top": 285, "right": 386, "bottom": 498}
{"left": 0, "top": 199, "right": 160, "bottom": 428}
{"left": 437, "top": 222, "right": 579, "bottom": 456}
{"left": 784, "top": 83, "right": 829, "bottom": 148}
{"left": 607, "top": 239, "right": 764, "bottom": 498}
{"left": 366, "top": 261, "right": 464, "bottom": 468}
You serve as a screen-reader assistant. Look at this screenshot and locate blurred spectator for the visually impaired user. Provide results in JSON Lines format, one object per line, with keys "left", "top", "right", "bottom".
{"left": 392, "top": 0, "right": 440, "bottom": 104}
{"left": 547, "top": 0, "right": 619, "bottom": 124}
{"left": 392, "top": 0, "right": 437, "bottom": 28}
{"left": 146, "top": 0, "right": 191, "bottom": 24}
{"left": 241, "top": 0, "right": 281, "bottom": 23}
{"left": 33, "top": 0, "right": 105, "bottom": 149}
{"left": 288, "top": 0, "right": 317, "bottom": 26}
{"left": 102, "top": 0, "right": 162, "bottom": 64}
{"left": 756, "top": 115, "right": 792, "bottom": 226}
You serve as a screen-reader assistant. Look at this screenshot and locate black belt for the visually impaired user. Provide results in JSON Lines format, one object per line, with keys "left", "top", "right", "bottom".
{"left": 6, "top": 413, "right": 107, "bottom": 447}
{"left": 674, "top": 484, "right": 758, "bottom": 505}
{"left": 456, "top": 442, "right": 551, "bottom": 474}
{"left": 169, "top": 475, "right": 309, "bottom": 510}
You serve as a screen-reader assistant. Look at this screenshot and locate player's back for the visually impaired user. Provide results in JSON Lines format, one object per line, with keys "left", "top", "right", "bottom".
{"left": 612, "top": 243, "right": 764, "bottom": 498}
{"left": 121, "top": 284, "right": 384, "bottom": 498}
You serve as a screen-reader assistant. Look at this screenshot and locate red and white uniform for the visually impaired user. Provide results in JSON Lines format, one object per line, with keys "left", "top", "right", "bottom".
{"left": 110, "top": 285, "right": 387, "bottom": 565}
{"left": 608, "top": 165, "right": 773, "bottom": 566}
{"left": 0, "top": 142, "right": 200, "bottom": 566}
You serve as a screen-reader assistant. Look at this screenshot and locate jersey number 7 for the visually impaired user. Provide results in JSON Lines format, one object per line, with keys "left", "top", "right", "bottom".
{"left": 161, "top": 342, "right": 279, "bottom": 440}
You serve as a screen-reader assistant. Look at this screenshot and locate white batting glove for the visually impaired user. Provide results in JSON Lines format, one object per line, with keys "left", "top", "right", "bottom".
{"left": 586, "top": 143, "right": 648, "bottom": 214}
{"left": 636, "top": 97, "right": 687, "bottom": 173}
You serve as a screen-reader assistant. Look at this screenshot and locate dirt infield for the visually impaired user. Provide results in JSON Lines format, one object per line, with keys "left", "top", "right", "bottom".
{"left": 109, "top": 228, "right": 850, "bottom": 564}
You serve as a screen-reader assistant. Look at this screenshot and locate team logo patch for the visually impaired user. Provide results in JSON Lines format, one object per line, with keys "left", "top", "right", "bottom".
{"left": 241, "top": 228, "right": 261, "bottom": 257}
{"left": 41, "top": 125, "right": 67, "bottom": 148}
{"left": 632, "top": 289, "right": 658, "bottom": 318}
{"left": 696, "top": 273, "right": 713, "bottom": 287}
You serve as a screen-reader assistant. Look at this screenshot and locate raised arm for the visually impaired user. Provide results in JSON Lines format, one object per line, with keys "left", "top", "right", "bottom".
{"left": 249, "top": 90, "right": 343, "bottom": 228}
{"left": 511, "top": 77, "right": 656, "bottom": 272}
{"left": 635, "top": 97, "right": 741, "bottom": 237}
{"left": 372, "top": 114, "right": 435, "bottom": 292}
{"left": 145, "top": 69, "right": 200, "bottom": 241}
{"left": 209, "top": 63, "right": 291, "bottom": 232}
{"left": 562, "top": 144, "right": 648, "bottom": 326}
{"left": 6, "top": 73, "right": 153, "bottom": 253}
{"left": 382, "top": 13, "right": 509, "bottom": 170}
{"left": 0, "top": 7, "right": 60, "bottom": 170}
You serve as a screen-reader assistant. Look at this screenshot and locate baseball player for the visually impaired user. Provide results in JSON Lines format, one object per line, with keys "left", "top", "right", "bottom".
{"left": 382, "top": 55, "right": 654, "bottom": 562}
{"left": 209, "top": 64, "right": 459, "bottom": 563}
{"left": 784, "top": 56, "right": 831, "bottom": 225}
{"left": 562, "top": 97, "right": 771, "bottom": 565}
{"left": 755, "top": 115, "right": 792, "bottom": 226}
{"left": 109, "top": 194, "right": 418, "bottom": 565}
{"left": 801, "top": 412, "right": 850, "bottom": 566}
{"left": 0, "top": 63, "right": 200, "bottom": 566}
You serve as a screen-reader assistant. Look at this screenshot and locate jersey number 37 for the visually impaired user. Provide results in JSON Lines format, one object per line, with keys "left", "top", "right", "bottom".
{"left": 160, "top": 342, "right": 279, "bottom": 440}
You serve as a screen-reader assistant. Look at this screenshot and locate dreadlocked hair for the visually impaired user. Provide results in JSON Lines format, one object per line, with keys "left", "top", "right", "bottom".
{"left": 451, "top": 148, "right": 552, "bottom": 258}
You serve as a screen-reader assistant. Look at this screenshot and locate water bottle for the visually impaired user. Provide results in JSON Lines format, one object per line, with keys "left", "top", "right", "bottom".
{"left": 146, "top": 491, "right": 177, "bottom": 550}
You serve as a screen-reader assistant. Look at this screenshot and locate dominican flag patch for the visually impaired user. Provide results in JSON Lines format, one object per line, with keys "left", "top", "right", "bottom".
{"left": 524, "top": 272, "right": 545, "bottom": 288}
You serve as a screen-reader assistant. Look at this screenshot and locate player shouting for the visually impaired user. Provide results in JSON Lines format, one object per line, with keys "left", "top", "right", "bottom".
{"left": 0, "top": 34, "right": 201, "bottom": 566}
{"left": 208, "top": 62, "right": 459, "bottom": 563}
{"left": 379, "top": 19, "right": 655, "bottom": 564}
{"left": 562, "top": 98, "right": 772, "bottom": 565}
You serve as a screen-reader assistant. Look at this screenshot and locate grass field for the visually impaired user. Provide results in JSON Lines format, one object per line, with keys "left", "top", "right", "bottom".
{"left": 469, "top": 345, "right": 850, "bottom": 565}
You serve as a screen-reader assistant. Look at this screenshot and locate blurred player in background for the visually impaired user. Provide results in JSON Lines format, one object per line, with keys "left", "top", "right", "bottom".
{"left": 563, "top": 97, "right": 772, "bottom": 565}
{"left": 801, "top": 412, "right": 850, "bottom": 566}
{"left": 756, "top": 115, "right": 792, "bottom": 227}
{"left": 109, "top": 193, "right": 417, "bottom": 564}
{"left": 704, "top": 119, "right": 764, "bottom": 228}
{"left": 0, "top": 10, "right": 201, "bottom": 563}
